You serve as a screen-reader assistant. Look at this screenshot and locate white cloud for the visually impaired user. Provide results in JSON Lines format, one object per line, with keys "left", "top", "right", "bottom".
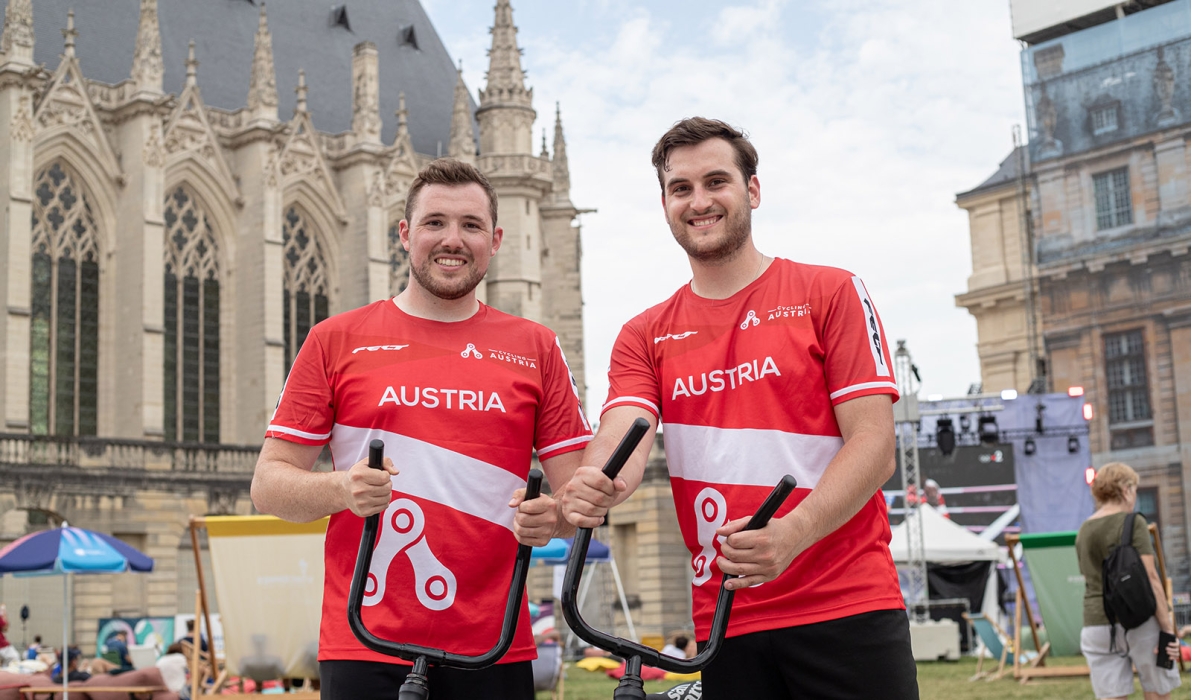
{"left": 432, "top": 0, "right": 1026, "bottom": 415}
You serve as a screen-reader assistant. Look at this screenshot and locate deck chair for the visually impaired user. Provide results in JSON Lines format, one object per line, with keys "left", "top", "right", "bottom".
{"left": 963, "top": 612, "right": 1045, "bottom": 681}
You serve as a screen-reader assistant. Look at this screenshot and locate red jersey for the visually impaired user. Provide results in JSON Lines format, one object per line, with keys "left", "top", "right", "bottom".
{"left": 604, "top": 258, "right": 903, "bottom": 640}
{"left": 267, "top": 300, "right": 591, "bottom": 665}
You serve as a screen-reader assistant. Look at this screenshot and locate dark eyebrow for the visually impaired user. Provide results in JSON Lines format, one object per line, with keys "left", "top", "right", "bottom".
{"left": 665, "top": 169, "right": 735, "bottom": 190}
{"left": 418, "top": 211, "right": 487, "bottom": 225}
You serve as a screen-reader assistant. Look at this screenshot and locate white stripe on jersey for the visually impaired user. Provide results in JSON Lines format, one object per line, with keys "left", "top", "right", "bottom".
{"left": 829, "top": 381, "right": 899, "bottom": 401}
{"left": 539, "top": 434, "right": 593, "bottom": 457}
{"left": 266, "top": 424, "right": 332, "bottom": 441}
{"left": 851, "top": 276, "right": 890, "bottom": 378}
{"left": 330, "top": 424, "right": 524, "bottom": 533}
{"left": 662, "top": 423, "right": 844, "bottom": 490}
{"left": 602, "top": 396, "right": 660, "bottom": 415}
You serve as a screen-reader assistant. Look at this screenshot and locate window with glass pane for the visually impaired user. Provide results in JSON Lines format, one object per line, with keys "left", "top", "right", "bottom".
{"left": 388, "top": 222, "right": 410, "bottom": 297}
{"left": 1091, "top": 106, "right": 1118, "bottom": 135}
{"left": 163, "top": 186, "right": 220, "bottom": 443}
{"left": 283, "top": 206, "right": 331, "bottom": 376}
{"left": 1093, "top": 167, "right": 1132, "bottom": 230}
{"left": 29, "top": 162, "right": 100, "bottom": 436}
{"left": 1136, "top": 487, "right": 1160, "bottom": 532}
{"left": 1104, "top": 328, "right": 1153, "bottom": 447}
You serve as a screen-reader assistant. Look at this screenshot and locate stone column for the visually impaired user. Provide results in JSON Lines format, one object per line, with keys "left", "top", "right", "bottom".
{"left": 0, "top": 82, "right": 35, "bottom": 431}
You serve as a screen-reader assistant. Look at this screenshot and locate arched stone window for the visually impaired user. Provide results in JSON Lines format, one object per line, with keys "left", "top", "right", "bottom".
{"left": 30, "top": 161, "right": 100, "bottom": 436}
{"left": 282, "top": 205, "right": 330, "bottom": 375}
{"left": 388, "top": 220, "right": 410, "bottom": 297}
{"left": 163, "top": 185, "right": 220, "bottom": 443}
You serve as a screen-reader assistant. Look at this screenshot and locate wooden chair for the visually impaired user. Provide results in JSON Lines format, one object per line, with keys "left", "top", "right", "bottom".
{"left": 963, "top": 611, "right": 1046, "bottom": 681}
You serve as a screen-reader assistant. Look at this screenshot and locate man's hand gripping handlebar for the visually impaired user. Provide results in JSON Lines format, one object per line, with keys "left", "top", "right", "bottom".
{"left": 347, "top": 439, "right": 542, "bottom": 699}
{"left": 560, "top": 418, "right": 797, "bottom": 699}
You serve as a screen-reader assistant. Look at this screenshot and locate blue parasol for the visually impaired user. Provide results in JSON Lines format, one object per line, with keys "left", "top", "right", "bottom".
{"left": 0, "top": 524, "right": 154, "bottom": 698}
{"left": 530, "top": 537, "right": 610, "bottom": 565}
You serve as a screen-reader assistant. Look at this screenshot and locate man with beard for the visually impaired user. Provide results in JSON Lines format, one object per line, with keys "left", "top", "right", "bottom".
{"left": 560, "top": 118, "right": 918, "bottom": 699}
{"left": 252, "top": 159, "right": 591, "bottom": 700}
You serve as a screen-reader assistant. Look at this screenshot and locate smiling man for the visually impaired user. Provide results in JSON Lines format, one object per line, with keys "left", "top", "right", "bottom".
{"left": 251, "top": 159, "right": 591, "bottom": 700}
{"left": 561, "top": 118, "right": 918, "bottom": 699}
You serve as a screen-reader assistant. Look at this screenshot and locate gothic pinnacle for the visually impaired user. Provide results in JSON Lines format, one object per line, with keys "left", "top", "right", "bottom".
{"left": 295, "top": 69, "right": 308, "bottom": 115}
{"left": 184, "top": 40, "right": 198, "bottom": 88}
{"left": 1, "top": 0, "right": 34, "bottom": 64}
{"left": 480, "top": 0, "right": 531, "bottom": 106}
{"left": 448, "top": 67, "right": 475, "bottom": 161}
{"left": 61, "top": 10, "right": 77, "bottom": 59}
{"left": 552, "top": 102, "right": 571, "bottom": 202}
{"left": 248, "top": 2, "right": 279, "bottom": 119}
{"left": 131, "top": 0, "right": 164, "bottom": 92}
{"left": 395, "top": 91, "right": 408, "bottom": 137}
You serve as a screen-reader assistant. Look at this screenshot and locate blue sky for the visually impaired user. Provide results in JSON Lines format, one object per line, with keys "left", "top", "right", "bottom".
{"left": 423, "top": 0, "right": 1028, "bottom": 416}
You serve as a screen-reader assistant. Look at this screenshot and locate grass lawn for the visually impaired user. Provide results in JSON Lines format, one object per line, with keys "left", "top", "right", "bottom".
{"left": 538, "top": 657, "right": 1191, "bottom": 699}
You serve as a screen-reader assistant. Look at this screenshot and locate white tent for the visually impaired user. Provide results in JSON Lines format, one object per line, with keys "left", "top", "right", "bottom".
{"left": 889, "top": 504, "right": 1002, "bottom": 563}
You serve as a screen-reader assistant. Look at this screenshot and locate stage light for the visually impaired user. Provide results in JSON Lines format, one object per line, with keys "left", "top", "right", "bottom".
{"left": 1085, "top": 467, "right": 1096, "bottom": 485}
{"left": 1068, "top": 386, "right": 1084, "bottom": 397}
{"left": 1001, "top": 389, "right": 1018, "bottom": 400}
{"left": 1024, "top": 438, "right": 1036, "bottom": 456}
{"left": 978, "top": 415, "right": 999, "bottom": 444}
{"left": 935, "top": 418, "right": 956, "bottom": 457}
{"left": 1083, "top": 403, "right": 1094, "bottom": 420}
{"left": 959, "top": 414, "right": 971, "bottom": 433}
{"left": 1068, "top": 436, "right": 1080, "bottom": 454}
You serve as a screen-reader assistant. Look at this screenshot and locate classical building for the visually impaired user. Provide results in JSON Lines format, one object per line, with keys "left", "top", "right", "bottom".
{"left": 0, "top": 0, "right": 592, "bottom": 651}
{"left": 956, "top": 0, "right": 1190, "bottom": 589}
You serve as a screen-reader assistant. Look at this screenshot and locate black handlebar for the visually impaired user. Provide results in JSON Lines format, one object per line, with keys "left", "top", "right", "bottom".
{"left": 561, "top": 419, "right": 797, "bottom": 676}
{"left": 347, "top": 438, "right": 542, "bottom": 670}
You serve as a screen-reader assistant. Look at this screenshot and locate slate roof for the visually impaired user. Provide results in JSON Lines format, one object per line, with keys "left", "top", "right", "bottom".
{"left": 957, "top": 146, "right": 1027, "bottom": 199}
{"left": 21, "top": 0, "right": 475, "bottom": 156}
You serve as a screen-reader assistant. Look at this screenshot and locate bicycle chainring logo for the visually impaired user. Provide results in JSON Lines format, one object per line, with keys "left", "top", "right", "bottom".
{"left": 363, "top": 498, "right": 458, "bottom": 611}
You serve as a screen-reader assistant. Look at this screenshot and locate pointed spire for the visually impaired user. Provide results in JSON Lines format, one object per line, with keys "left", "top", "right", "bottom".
{"left": 1, "top": 0, "right": 34, "bottom": 65}
{"left": 294, "top": 69, "right": 308, "bottom": 115}
{"left": 447, "top": 66, "right": 475, "bottom": 163}
{"left": 479, "top": 0, "right": 532, "bottom": 108}
{"left": 552, "top": 102, "right": 571, "bottom": 203}
{"left": 540, "top": 129, "right": 549, "bottom": 158}
{"left": 131, "top": 0, "right": 163, "bottom": 92}
{"left": 247, "top": 2, "right": 279, "bottom": 120}
{"left": 184, "top": 40, "right": 198, "bottom": 87}
{"left": 61, "top": 10, "right": 77, "bottom": 59}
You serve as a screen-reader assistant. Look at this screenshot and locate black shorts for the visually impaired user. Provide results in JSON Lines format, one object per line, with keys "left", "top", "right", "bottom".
{"left": 319, "top": 659, "right": 534, "bottom": 700}
{"left": 697, "top": 609, "right": 919, "bottom": 700}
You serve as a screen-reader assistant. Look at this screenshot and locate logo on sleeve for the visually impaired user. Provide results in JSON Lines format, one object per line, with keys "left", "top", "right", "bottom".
{"left": 739, "top": 310, "right": 760, "bottom": 330}
{"left": 461, "top": 343, "right": 483, "bottom": 359}
{"left": 851, "top": 277, "right": 890, "bottom": 378}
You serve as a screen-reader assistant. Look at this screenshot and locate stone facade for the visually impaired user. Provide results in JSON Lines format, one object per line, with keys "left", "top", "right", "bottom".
{"left": 0, "top": 0, "right": 591, "bottom": 652}
{"left": 956, "top": 1, "right": 1191, "bottom": 590}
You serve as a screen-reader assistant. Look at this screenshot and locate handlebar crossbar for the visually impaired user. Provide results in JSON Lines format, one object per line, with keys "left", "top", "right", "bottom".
{"left": 561, "top": 418, "right": 797, "bottom": 692}
{"left": 347, "top": 438, "right": 543, "bottom": 672}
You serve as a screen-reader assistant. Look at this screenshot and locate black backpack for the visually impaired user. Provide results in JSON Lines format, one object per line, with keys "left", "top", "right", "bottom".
{"left": 1101, "top": 512, "right": 1156, "bottom": 652}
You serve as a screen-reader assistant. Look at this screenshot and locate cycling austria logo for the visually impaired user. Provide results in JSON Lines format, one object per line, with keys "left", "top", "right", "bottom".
{"left": 364, "top": 498, "right": 457, "bottom": 610}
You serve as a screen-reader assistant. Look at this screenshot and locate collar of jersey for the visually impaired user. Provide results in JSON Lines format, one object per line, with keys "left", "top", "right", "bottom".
{"left": 387, "top": 297, "right": 491, "bottom": 329}
{"left": 681, "top": 256, "right": 783, "bottom": 307}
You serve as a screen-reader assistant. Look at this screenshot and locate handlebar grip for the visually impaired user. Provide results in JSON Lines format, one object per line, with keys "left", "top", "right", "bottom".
{"left": 601, "top": 417, "right": 651, "bottom": 480}
{"left": 525, "top": 469, "right": 543, "bottom": 501}
{"left": 744, "top": 474, "right": 797, "bottom": 531}
{"left": 368, "top": 439, "right": 385, "bottom": 470}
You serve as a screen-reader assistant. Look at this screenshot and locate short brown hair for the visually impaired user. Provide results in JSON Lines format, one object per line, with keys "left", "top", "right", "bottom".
{"left": 1091, "top": 462, "right": 1138, "bottom": 505}
{"left": 404, "top": 158, "right": 498, "bottom": 227}
{"left": 651, "top": 117, "right": 759, "bottom": 190}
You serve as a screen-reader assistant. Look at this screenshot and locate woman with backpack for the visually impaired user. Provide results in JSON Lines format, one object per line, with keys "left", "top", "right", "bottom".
{"left": 1075, "top": 462, "right": 1181, "bottom": 700}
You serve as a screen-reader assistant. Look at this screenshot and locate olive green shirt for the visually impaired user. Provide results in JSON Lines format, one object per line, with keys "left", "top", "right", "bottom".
{"left": 1075, "top": 512, "right": 1153, "bottom": 627}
